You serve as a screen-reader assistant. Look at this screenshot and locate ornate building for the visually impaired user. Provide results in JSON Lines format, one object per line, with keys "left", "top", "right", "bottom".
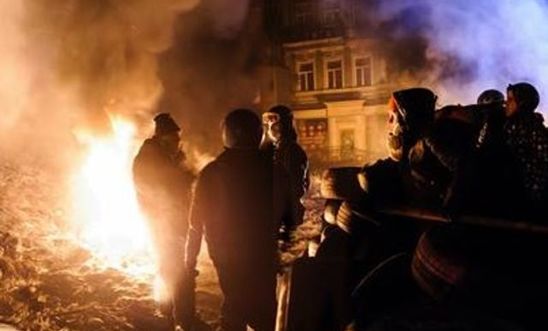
{"left": 260, "top": 0, "right": 393, "bottom": 166}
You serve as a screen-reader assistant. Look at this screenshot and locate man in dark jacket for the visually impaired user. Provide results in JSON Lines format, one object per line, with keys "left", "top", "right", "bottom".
{"left": 133, "top": 113, "right": 195, "bottom": 329}
{"left": 186, "top": 109, "right": 297, "bottom": 331}
{"left": 262, "top": 105, "right": 309, "bottom": 228}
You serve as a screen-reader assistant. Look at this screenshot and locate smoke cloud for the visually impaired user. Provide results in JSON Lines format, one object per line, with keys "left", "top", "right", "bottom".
{"left": 366, "top": 0, "right": 548, "bottom": 113}
{"left": 0, "top": 0, "right": 260, "bottom": 167}
{"left": 0, "top": 0, "right": 201, "bottom": 166}
{"left": 158, "top": 0, "right": 262, "bottom": 155}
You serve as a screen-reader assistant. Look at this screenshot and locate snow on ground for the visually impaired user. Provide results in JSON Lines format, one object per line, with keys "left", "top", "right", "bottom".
{"left": 0, "top": 159, "right": 322, "bottom": 330}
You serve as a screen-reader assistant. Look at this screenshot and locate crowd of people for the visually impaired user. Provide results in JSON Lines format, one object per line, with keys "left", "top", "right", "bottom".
{"left": 133, "top": 107, "right": 308, "bottom": 331}
{"left": 132, "top": 81, "right": 548, "bottom": 331}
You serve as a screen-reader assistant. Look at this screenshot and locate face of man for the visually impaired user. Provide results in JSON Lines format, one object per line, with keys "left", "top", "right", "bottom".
{"left": 505, "top": 90, "right": 518, "bottom": 117}
{"left": 158, "top": 132, "right": 181, "bottom": 156}
{"left": 387, "top": 102, "right": 405, "bottom": 161}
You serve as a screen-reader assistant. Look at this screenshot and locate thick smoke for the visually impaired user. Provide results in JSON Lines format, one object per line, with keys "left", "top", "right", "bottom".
{"left": 0, "top": 0, "right": 258, "bottom": 167}
{"left": 0, "top": 0, "right": 201, "bottom": 166}
{"left": 0, "top": 0, "right": 77, "bottom": 166}
{"left": 158, "top": 0, "right": 261, "bottom": 156}
{"left": 366, "top": 0, "right": 548, "bottom": 113}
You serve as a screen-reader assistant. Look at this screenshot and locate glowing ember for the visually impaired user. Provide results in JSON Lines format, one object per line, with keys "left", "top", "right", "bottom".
{"left": 72, "top": 116, "right": 155, "bottom": 278}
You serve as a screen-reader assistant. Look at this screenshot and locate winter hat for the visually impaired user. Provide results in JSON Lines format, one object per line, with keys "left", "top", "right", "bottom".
{"left": 223, "top": 108, "right": 263, "bottom": 149}
{"left": 154, "top": 113, "right": 180, "bottom": 136}
{"left": 507, "top": 82, "right": 540, "bottom": 113}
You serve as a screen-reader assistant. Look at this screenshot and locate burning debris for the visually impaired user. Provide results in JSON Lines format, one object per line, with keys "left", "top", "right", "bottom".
{"left": 0, "top": 158, "right": 227, "bottom": 330}
{"left": 1, "top": 0, "right": 548, "bottom": 330}
{"left": 72, "top": 116, "right": 154, "bottom": 276}
{"left": 0, "top": 160, "right": 160, "bottom": 330}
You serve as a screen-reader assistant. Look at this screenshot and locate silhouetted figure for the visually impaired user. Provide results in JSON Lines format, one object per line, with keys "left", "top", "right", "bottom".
{"left": 300, "top": 88, "right": 442, "bottom": 331}
{"left": 133, "top": 113, "right": 195, "bottom": 330}
{"left": 262, "top": 105, "right": 309, "bottom": 229}
{"left": 361, "top": 88, "right": 445, "bottom": 209}
{"left": 407, "top": 84, "right": 548, "bottom": 330}
{"left": 444, "top": 89, "right": 519, "bottom": 217}
{"left": 186, "top": 109, "right": 297, "bottom": 331}
{"left": 504, "top": 82, "right": 548, "bottom": 217}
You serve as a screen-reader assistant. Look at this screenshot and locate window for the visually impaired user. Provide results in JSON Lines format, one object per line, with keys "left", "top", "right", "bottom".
{"left": 355, "top": 57, "right": 372, "bottom": 86}
{"left": 327, "top": 60, "right": 343, "bottom": 89}
{"left": 298, "top": 62, "right": 315, "bottom": 91}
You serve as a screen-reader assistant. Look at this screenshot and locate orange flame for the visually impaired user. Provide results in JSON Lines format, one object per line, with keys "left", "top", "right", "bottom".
{"left": 72, "top": 116, "right": 156, "bottom": 278}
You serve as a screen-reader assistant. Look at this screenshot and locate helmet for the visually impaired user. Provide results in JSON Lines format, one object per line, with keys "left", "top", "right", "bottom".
{"left": 507, "top": 82, "right": 540, "bottom": 113}
{"left": 477, "top": 89, "right": 504, "bottom": 105}
{"left": 222, "top": 109, "right": 262, "bottom": 149}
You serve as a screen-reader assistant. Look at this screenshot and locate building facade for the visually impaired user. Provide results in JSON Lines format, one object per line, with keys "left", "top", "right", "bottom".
{"left": 261, "top": 0, "right": 393, "bottom": 166}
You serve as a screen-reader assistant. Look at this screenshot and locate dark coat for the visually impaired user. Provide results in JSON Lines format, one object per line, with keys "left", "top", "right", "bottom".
{"left": 133, "top": 138, "right": 194, "bottom": 236}
{"left": 263, "top": 139, "right": 309, "bottom": 226}
{"left": 504, "top": 112, "right": 548, "bottom": 216}
{"left": 133, "top": 137, "right": 196, "bottom": 325}
{"left": 186, "top": 148, "right": 297, "bottom": 272}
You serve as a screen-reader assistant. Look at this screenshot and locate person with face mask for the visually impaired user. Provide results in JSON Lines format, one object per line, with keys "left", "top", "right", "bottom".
{"left": 186, "top": 109, "right": 297, "bottom": 331}
{"left": 132, "top": 113, "right": 196, "bottom": 330}
{"left": 360, "top": 87, "right": 446, "bottom": 208}
{"left": 261, "top": 105, "right": 309, "bottom": 230}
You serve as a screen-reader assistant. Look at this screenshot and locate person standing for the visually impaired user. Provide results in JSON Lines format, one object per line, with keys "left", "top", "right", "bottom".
{"left": 133, "top": 113, "right": 195, "bottom": 330}
{"left": 186, "top": 109, "right": 297, "bottom": 331}
{"left": 262, "top": 105, "right": 309, "bottom": 230}
{"left": 504, "top": 82, "right": 548, "bottom": 217}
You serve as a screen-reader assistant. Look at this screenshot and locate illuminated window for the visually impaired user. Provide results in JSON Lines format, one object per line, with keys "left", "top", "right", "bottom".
{"left": 355, "top": 57, "right": 372, "bottom": 87}
{"left": 296, "top": 119, "right": 328, "bottom": 154}
{"left": 298, "top": 62, "right": 315, "bottom": 91}
{"left": 327, "top": 60, "right": 343, "bottom": 89}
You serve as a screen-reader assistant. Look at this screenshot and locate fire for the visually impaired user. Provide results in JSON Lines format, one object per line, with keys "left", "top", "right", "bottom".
{"left": 72, "top": 116, "right": 155, "bottom": 278}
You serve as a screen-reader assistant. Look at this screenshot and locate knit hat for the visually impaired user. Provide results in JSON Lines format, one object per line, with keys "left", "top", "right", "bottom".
{"left": 154, "top": 113, "right": 180, "bottom": 136}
